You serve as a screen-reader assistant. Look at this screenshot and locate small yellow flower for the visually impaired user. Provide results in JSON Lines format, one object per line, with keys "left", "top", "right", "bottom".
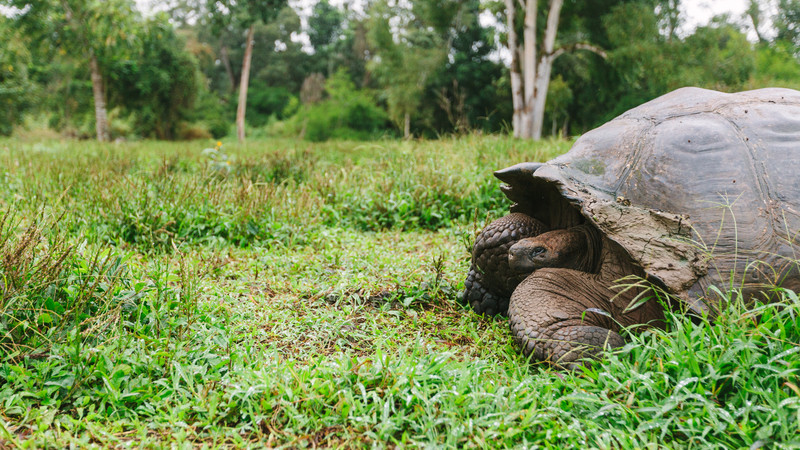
{"left": 216, "top": 141, "right": 222, "bottom": 147}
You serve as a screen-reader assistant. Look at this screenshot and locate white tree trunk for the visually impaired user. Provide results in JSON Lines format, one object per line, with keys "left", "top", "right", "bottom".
{"left": 531, "top": 0, "right": 563, "bottom": 140}
{"left": 504, "top": 0, "right": 522, "bottom": 137}
{"left": 404, "top": 112, "right": 410, "bottom": 139}
{"left": 89, "top": 52, "right": 110, "bottom": 142}
{"left": 236, "top": 25, "right": 255, "bottom": 143}
{"left": 519, "top": 0, "right": 537, "bottom": 138}
{"left": 505, "top": 0, "right": 565, "bottom": 140}
{"left": 531, "top": 57, "right": 552, "bottom": 140}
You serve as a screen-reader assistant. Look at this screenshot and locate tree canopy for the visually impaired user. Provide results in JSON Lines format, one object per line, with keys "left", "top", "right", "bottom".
{"left": 1, "top": 0, "right": 798, "bottom": 140}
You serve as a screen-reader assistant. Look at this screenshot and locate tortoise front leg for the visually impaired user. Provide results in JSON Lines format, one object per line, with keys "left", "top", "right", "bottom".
{"left": 461, "top": 265, "right": 511, "bottom": 316}
{"left": 460, "top": 213, "right": 548, "bottom": 316}
{"left": 508, "top": 268, "right": 664, "bottom": 368}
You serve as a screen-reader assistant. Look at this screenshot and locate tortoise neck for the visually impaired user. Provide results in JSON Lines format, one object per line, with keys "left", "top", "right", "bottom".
{"left": 573, "top": 223, "right": 603, "bottom": 273}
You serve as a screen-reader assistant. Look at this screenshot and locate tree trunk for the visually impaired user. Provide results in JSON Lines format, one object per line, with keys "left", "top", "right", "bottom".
{"left": 89, "top": 52, "right": 110, "bottom": 142}
{"left": 530, "top": 0, "right": 564, "bottom": 140}
{"left": 505, "top": 0, "right": 522, "bottom": 137}
{"left": 236, "top": 25, "right": 255, "bottom": 143}
{"left": 61, "top": 1, "right": 110, "bottom": 142}
{"left": 746, "top": 0, "right": 768, "bottom": 44}
{"left": 531, "top": 58, "right": 552, "bottom": 140}
{"left": 505, "top": 0, "right": 566, "bottom": 140}
{"left": 404, "top": 113, "right": 411, "bottom": 139}
{"left": 519, "top": 0, "right": 537, "bottom": 138}
{"left": 220, "top": 43, "right": 236, "bottom": 93}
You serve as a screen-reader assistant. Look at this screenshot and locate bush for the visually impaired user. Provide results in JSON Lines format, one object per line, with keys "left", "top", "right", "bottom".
{"left": 207, "top": 118, "right": 231, "bottom": 139}
{"left": 301, "top": 101, "right": 386, "bottom": 142}
{"left": 247, "top": 83, "right": 294, "bottom": 126}
{"left": 185, "top": 87, "right": 231, "bottom": 140}
{"left": 282, "top": 70, "right": 391, "bottom": 142}
{"left": 747, "top": 42, "right": 800, "bottom": 90}
{"left": 178, "top": 123, "right": 213, "bottom": 140}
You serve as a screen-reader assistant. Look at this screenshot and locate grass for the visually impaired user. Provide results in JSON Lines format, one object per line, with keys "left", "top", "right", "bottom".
{"left": 0, "top": 135, "right": 799, "bottom": 448}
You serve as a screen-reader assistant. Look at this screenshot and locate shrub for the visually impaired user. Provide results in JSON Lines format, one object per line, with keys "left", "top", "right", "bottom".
{"left": 247, "top": 83, "right": 294, "bottom": 126}
{"left": 282, "top": 69, "right": 391, "bottom": 142}
{"left": 0, "top": 210, "right": 137, "bottom": 357}
{"left": 178, "top": 123, "right": 213, "bottom": 140}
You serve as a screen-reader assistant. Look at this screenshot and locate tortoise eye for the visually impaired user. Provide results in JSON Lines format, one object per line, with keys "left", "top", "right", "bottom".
{"left": 531, "top": 246, "right": 546, "bottom": 256}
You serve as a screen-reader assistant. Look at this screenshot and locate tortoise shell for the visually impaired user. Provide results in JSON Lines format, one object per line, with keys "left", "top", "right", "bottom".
{"left": 496, "top": 87, "right": 800, "bottom": 312}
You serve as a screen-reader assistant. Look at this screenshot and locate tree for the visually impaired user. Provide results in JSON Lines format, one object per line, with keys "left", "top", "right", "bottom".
{"left": 600, "top": 1, "right": 676, "bottom": 112}
{"left": 775, "top": 0, "right": 800, "bottom": 54}
{"left": 742, "top": 0, "right": 800, "bottom": 90}
{"left": 367, "top": 0, "right": 449, "bottom": 138}
{"left": 408, "top": 0, "right": 508, "bottom": 134}
{"left": 596, "top": 1, "right": 757, "bottom": 123}
{"left": 501, "top": 0, "right": 606, "bottom": 139}
{"left": 746, "top": 0, "right": 769, "bottom": 44}
{"left": 680, "top": 20, "right": 755, "bottom": 90}
{"left": 0, "top": 17, "right": 33, "bottom": 135}
{"left": 111, "top": 16, "right": 200, "bottom": 139}
{"left": 208, "top": 0, "right": 288, "bottom": 143}
{"left": 5, "top": 0, "right": 140, "bottom": 141}
{"left": 250, "top": 6, "right": 309, "bottom": 93}
{"left": 544, "top": 74, "right": 572, "bottom": 136}
{"left": 308, "top": 0, "right": 344, "bottom": 76}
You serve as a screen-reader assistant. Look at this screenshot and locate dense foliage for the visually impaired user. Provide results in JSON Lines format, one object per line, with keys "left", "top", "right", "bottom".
{"left": 1, "top": 0, "right": 799, "bottom": 139}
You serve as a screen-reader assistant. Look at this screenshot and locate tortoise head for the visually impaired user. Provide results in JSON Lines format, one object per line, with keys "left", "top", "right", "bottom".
{"left": 508, "top": 224, "right": 601, "bottom": 273}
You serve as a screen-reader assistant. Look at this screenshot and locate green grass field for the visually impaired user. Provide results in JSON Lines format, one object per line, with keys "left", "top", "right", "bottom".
{"left": 1, "top": 136, "right": 798, "bottom": 448}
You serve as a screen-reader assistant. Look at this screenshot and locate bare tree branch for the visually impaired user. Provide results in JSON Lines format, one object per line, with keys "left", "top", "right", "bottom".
{"left": 551, "top": 43, "right": 608, "bottom": 60}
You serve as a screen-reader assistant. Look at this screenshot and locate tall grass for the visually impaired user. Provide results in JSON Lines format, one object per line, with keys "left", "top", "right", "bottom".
{"left": 0, "top": 136, "right": 569, "bottom": 250}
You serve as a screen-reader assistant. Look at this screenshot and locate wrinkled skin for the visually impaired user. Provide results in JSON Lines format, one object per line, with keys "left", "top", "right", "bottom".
{"left": 508, "top": 224, "right": 601, "bottom": 273}
{"left": 509, "top": 267, "right": 665, "bottom": 368}
{"left": 468, "top": 214, "right": 666, "bottom": 368}
{"left": 460, "top": 213, "right": 547, "bottom": 315}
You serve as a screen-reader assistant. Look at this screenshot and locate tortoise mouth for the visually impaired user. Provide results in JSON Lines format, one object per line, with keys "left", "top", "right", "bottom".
{"left": 507, "top": 241, "right": 547, "bottom": 273}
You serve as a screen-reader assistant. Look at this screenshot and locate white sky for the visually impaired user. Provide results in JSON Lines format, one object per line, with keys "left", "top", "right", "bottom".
{"left": 682, "top": 0, "right": 765, "bottom": 39}
{"left": 683, "top": 0, "right": 750, "bottom": 26}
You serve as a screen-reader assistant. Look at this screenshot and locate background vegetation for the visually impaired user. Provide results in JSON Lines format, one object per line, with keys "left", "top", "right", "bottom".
{"left": 2, "top": 0, "right": 800, "bottom": 140}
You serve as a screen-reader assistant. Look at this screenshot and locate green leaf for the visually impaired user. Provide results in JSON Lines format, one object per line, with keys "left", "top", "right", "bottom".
{"left": 37, "top": 313, "right": 52, "bottom": 324}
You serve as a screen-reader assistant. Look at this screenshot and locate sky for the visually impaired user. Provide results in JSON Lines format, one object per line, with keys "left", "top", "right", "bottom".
{"left": 683, "top": 0, "right": 751, "bottom": 27}
{"left": 682, "top": 0, "right": 764, "bottom": 39}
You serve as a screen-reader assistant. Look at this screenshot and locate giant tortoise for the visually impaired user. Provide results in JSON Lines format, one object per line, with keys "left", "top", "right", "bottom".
{"left": 461, "top": 87, "right": 800, "bottom": 367}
